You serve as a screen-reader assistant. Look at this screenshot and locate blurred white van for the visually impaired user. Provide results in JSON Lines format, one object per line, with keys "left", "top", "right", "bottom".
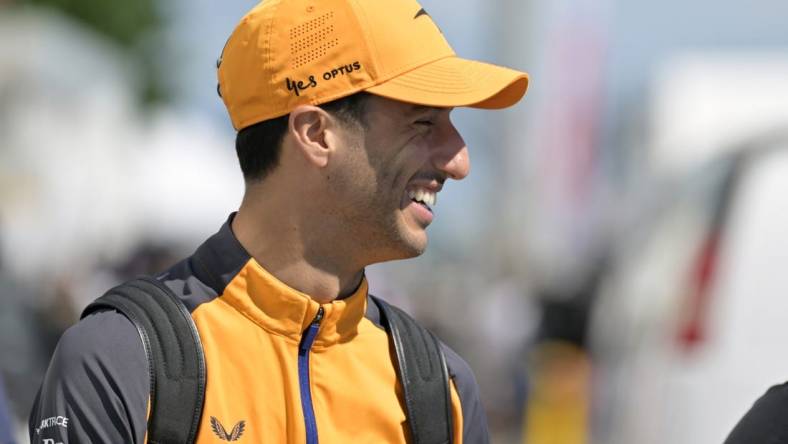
{"left": 590, "top": 132, "right": 788, "bottom": 444}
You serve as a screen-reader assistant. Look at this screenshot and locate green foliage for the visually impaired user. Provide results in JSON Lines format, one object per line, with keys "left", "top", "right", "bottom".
{"left": 25, "top": 0, "right": 160, "bottom": 48}
{"left": 22, "top": 0, "right": 168, "bottom": 105}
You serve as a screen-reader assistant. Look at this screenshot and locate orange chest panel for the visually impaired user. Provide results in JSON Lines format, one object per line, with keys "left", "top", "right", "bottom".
{"left": 190, "top": 298, "right": 409, "bottom": 444}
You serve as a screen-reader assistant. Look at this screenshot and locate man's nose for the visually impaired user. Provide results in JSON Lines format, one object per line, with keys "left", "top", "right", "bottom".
{"left": 431, "top": 121, "right": 470, "bottom": 180}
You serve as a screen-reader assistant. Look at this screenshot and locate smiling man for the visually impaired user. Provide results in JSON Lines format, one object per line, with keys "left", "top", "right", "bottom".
{"left": 30, "top": 0, "right": 528, "bottom": 443}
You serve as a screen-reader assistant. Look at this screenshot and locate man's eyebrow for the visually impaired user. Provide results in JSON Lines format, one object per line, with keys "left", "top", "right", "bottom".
{"left": 407, "top": 104, "right": 443, "bottom": 115}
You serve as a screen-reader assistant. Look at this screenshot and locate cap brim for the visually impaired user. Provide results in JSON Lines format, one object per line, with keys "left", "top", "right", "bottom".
{"left": 364, "top": 56, "right": 529, "bottom": 109}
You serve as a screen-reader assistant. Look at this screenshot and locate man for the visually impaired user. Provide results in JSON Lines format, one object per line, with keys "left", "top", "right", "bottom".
{"left": 29, "top": 0, "right": 529, "bottom": 442}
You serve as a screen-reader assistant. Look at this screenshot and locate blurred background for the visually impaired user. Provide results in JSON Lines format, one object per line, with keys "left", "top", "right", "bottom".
{"left": 3, "top": 0, "right": 788, "bottom": 442}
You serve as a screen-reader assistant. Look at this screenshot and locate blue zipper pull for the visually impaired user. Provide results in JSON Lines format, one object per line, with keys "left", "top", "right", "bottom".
{"left": 300, "top": 307, "right": 324, "bottom": 354}
{"left": 298, "top": 306, "right": 324, "bottom": 444}
{"left": 313, "top": 307, "right": 325, "bottom": 324}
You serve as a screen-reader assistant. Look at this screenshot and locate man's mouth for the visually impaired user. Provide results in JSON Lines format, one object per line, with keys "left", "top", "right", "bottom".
{"left": 407, "top": 188, "right": 437, "bottom": 213}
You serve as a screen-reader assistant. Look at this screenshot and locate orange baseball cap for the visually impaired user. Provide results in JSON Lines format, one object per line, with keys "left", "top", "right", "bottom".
{"left": 218, "top": 0, "right": 529, "bottom": 131}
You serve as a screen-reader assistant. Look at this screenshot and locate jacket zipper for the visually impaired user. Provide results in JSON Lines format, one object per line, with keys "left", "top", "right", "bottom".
{"left": 298, "top": 307, "right": 324, "bottom": 444}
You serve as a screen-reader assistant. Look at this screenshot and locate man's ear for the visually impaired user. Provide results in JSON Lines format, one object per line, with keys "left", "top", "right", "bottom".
{"left": 288, "top": 105, "right": 337, "bottom": 168}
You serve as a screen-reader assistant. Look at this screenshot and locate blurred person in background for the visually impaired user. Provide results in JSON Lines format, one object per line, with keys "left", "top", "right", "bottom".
{"left": 726, "top": 381, "right": 788, "bottom": 443}
{"left": 28, "top": 0, "right": 529, "bottom": 443}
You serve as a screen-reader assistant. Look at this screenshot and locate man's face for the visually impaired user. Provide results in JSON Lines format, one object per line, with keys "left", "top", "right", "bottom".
{"left": 324, "top": 95, "right": 469, "bottom": 265}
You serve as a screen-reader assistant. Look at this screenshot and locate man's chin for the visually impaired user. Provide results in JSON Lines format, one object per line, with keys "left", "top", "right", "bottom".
{"left": 399, "top": 243, "right": 426, "bottom": 260}
{"left": 397, "top": 230, "right": 428, "bottom": 258}
{"left": 377, "top": 232, "right": 428, "bottom": 263}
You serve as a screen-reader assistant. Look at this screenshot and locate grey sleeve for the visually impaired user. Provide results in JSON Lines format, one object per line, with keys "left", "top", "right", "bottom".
{"left": 29, "top": 310, "right": 150, "bottom": 444}
{"left": 440, "top": 342, "right": 490, "bottom": 444}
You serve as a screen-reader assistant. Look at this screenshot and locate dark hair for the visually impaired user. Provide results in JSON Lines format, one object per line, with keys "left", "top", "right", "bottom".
{"left": 235, "top": 92, "right": 369, "bottom": 182}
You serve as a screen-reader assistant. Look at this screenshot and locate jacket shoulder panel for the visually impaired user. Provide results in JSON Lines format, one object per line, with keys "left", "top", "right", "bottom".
{"left": 29, "top": 310, "right": 149, "bottom": 444}
{"left": 440, "top": 341, "right": 490, "bottom": 444}
{"left": 158, "top": 257, "right": 223, "bottom": 313}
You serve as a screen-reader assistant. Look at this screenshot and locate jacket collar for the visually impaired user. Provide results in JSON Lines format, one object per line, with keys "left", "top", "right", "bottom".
{"left": 196, "top": 213, "right": 369, "bottom": 346}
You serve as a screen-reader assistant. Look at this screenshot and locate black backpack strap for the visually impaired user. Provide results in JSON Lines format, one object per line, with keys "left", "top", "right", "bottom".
{"left": 81, "top": 276, "right": 206, "bottom": 444}
{"left": 370, "top": 295, "right": 453, "bottom": 444}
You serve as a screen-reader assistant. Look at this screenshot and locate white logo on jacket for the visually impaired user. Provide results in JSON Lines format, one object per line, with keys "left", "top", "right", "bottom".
{"left": 34, "top": 415, "right": 69, "bottom": 435}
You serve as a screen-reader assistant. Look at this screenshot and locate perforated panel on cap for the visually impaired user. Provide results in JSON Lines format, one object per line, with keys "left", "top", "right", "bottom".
{"left": 289, "top": 11, "right": 338, "bottom": 68}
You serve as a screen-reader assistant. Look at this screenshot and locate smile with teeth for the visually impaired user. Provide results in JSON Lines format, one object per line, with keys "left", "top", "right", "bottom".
{"left": 407, "top": 188, "right": 437, "bottom": 210}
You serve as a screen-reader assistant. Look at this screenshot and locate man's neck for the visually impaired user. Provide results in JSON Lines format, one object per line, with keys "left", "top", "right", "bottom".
{"left": 231, "top": 205, "right": 364, "bottom": 304}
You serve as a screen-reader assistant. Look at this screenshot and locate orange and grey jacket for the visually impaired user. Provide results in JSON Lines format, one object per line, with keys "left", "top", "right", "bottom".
{"left": 30, "top": 216, "right": 490, "bottom": 443}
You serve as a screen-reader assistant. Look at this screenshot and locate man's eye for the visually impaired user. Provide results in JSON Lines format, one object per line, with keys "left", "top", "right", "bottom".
{"left": 415, "top": 120, "right": 434, "bottom": 126}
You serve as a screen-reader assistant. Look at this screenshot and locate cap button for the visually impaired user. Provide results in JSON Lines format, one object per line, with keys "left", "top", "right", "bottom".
{"left": 306, "top": 5, "right": 315, "bottom": 12}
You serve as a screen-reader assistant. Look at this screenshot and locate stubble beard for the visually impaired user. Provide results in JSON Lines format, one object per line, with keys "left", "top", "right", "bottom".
{"left": 346, "top": 193, "right": 427, "bottom": 267}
